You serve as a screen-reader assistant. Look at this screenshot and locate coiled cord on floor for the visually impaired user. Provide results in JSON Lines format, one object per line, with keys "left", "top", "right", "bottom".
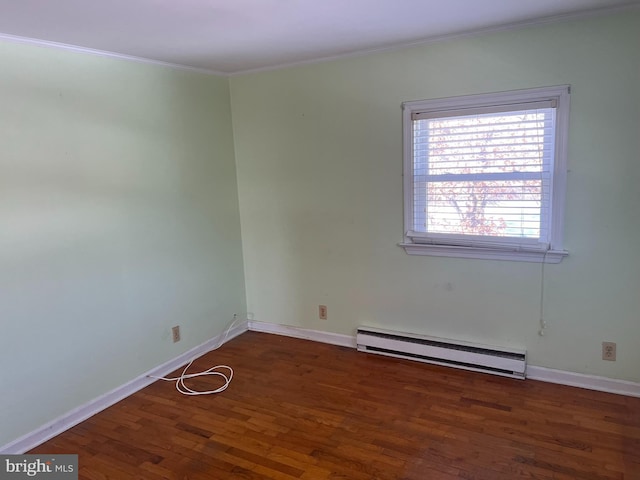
{"left": 155, "top": 362, "right": 233, "bottom": 396}
{"left": 149, "top": 314, "right": 241, "bottom": 396}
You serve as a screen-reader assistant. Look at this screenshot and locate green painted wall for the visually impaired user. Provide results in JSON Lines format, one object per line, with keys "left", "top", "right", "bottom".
{"left": 0, "top": 43, "right": 245, "bottom": 446}
{"left": 2, "top": 8, "right": 639, "bottom": 450}
{"left": 230, "top": 12, "right": 640, "bottom": 382}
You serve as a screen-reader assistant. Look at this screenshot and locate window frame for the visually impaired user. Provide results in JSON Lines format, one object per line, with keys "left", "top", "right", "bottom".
{"left": 399, "top": 85, "right": 570, "bottom": 263}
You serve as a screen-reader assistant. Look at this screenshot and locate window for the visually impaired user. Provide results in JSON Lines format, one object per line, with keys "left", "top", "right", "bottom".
{"left": 400, "top": 86, "right": 570, "bottom": 263}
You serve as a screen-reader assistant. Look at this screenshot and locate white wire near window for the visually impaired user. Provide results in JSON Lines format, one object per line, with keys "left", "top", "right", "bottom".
{"left": 400, "top": 85, "right": 570, "bottom": 263}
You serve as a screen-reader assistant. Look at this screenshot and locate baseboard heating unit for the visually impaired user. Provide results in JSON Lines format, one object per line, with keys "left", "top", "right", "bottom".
{"left": 356, "top": 326, "right": 526, "bottom": 379}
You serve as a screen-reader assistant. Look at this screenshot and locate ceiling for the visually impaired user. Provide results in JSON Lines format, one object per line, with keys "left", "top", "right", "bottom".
{"left": 0, "top": 0, "right": 637, "bottom": 74}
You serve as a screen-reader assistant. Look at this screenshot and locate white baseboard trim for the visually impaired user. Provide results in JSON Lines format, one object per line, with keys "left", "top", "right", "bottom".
{"left": 248, "top": 321, "right": 356, "bottom": 348}
{"left": 526, "top": 365, "right": 640, "bottom": 398}
{"left": 0, "top": 321, "right": 248, "bottom": 454}
{"left": 249, "top": 321, "right": 640, "bottom": 398}
{"left": 5, "top": 320, "right": 639, "bottom": 453}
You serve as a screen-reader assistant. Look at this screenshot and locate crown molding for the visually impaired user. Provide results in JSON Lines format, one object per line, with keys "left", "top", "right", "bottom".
{"left": 0, "top": 4, "right": 637, "bottom": 78}
{"left": 0, "top": 32, "right": 228, "bottom": 77}
{"left": 230, "top": 3, "right": 640, "bottom": 76}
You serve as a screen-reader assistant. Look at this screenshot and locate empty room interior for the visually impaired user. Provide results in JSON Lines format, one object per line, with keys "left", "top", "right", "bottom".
{"left": 1, "top": 1, "right": 639, "bottom": 479}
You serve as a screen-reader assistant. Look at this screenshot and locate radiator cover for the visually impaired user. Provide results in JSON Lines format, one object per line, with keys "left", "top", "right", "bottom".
{"left": 356, "top": 326, "right": 526, "bottom": 379}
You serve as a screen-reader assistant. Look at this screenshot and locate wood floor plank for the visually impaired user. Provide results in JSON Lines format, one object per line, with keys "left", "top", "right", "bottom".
{"left": 29, "top": 331, "right": 640, "bottom": 479}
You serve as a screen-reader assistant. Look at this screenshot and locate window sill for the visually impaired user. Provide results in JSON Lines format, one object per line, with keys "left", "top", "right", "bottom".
{"left": 398, "top": 243, "right": 568, "bottom": 263}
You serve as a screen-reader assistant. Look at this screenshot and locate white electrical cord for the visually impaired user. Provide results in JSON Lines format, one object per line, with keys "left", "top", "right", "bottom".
{"left": 149, "top": 314, "right": 242, "bottom": 396}
{"left": 156, "top": 362, "right": 233, "bottom": 396}
{"left": 538, "top": 250, "right": 548, "bottom": 336}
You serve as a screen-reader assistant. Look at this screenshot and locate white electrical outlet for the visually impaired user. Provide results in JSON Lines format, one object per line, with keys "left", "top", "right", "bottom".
{"left": 172, "top": 325, "right": 181, "bottom": 343}
{"left": 602, "top": 342, "right": 616, "bottom": 361}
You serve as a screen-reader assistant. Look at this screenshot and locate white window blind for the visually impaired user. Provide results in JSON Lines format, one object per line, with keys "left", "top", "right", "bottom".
{"left": 401, "top": 86, "right": 570, "bottom": 262}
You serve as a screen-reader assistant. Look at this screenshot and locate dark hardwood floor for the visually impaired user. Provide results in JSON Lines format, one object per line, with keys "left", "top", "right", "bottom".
{"left": 31, "top": 331, "right": 640, "bottom": 479}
